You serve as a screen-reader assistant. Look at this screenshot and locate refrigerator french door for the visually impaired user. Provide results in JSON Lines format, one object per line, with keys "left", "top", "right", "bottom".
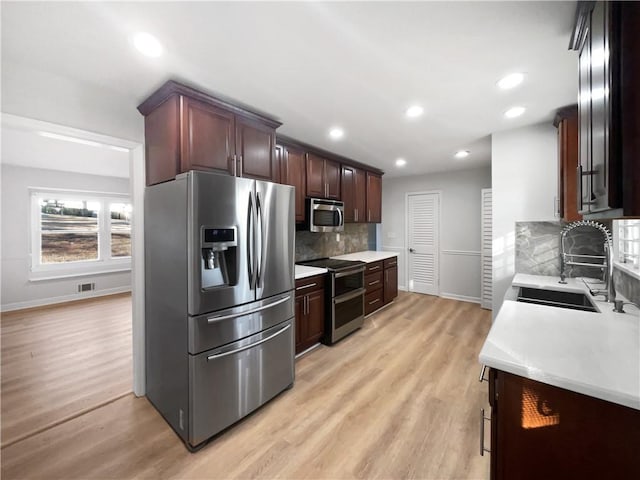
{"left": 145, "top": 170, "right": 295, "bottom": 450}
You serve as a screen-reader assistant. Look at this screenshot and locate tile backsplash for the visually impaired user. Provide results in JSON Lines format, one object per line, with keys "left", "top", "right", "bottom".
{"left": 515, "top": 220, "right": 639, "bottom": 305}
{"left": 295, "top": 223, "right": 373, "bottom": 262}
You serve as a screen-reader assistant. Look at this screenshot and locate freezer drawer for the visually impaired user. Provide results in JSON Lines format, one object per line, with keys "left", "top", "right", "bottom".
{"left": 188, "top": 318, "right": 295, "bottom": 447}
{"left": 188, "top": 292, "right": 294, "bottom": 354}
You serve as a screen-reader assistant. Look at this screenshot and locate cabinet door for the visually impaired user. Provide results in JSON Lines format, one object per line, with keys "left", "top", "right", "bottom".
{"left": 294, "top": 295, "right": 304, "bottom": 354}
{"left": 236, "top": 117, "right": 277, "bottom": 182}
{"left": 577, "top": 19, "right": 592, "bottom": 214}
{"left": 383, "top": 265, "right": 398, "bottom": 304}
{"left": 341, "top": 166, "right": 356, "bottom": 222}
{"left": 304, "top": 290, "right": 325, "bottom": 346}
{"left": 325, "top": 159, "right": 341, "bottom": 200}
{"left": 281, "top": 145, "right": 306, "bottom": 223}
{"left": 306, "top": 153, "right": 326, "bottom": 198}
{"left": 556, "top": 108, "right": 581, "bottom": 222}
{"left": 182, "top": 97, "right": 236, "bottom": 175}
{"left": 354, "top": 168, "right": 367, "bottom": 223}
{"left": 366, "top": 172, "right": 382, "bottom": 223}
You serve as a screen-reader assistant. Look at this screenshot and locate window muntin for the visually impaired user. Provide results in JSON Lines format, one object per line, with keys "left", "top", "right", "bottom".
{"left": 616, "top": 219, "right": 640, "bottom": 273}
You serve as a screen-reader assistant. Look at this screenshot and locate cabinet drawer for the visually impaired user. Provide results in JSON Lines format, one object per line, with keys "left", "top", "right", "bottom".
{"left": 295, "top": 274, "right": 325, "bottom": 295}
{"left": 384, "top": 256, "right": 398, "bottom": 269}
{"left": 365, "top": 271, "right": 383, "bottom": 292}
{"left": 365, "top": 261, "right": 383, "bottom": 274}
{"left": 365, "top": 289, "right": 384, "bottom": 315}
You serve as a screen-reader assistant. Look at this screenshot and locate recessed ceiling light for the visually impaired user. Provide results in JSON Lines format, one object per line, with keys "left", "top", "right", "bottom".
{"left": 504, "top": 106, "right": 526, "bottom": 119}
{"left": 132, "top": 32, "right": 163, "bottom": 58}
{"left": 405, "top": 105, "right": 424, "bottom": 118}
{"left": 497, "top": 72, "right": 524, "bottom": 90}
{"left": 395, "top": 158, "right": 407, "bottom": 167}
{"left": 329, "top": 127, "right": 344, "bottom": 140}
{"left": 454, "top": 150, "right": 470, "bottom": 159}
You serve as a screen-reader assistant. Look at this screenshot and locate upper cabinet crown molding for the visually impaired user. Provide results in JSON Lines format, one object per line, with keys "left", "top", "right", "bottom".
{"left": 137, "top": 80, "right": 282, "bottom": 129}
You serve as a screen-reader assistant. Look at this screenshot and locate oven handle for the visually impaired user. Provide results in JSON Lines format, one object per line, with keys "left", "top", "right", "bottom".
{"left": 334, "top": 266, "right": 366, "bottom": 278}
{"left": 207, "top": 323, "right": 291, "bottom": 361}
{"left": 334, "top": 288, "right": 366, "bottom": 304}
{"left": 207, "top": 295, "right": 291, "bottom": 323}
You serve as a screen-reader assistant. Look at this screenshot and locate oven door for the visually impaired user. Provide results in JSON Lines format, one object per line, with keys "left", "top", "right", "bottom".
{"left": 330, "top": 288, "right": 365, "bottom": 343}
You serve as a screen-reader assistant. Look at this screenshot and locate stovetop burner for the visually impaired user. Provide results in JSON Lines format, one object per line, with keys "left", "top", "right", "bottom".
{"left": 297, "top": 258, "right": 365, "bottom": 271}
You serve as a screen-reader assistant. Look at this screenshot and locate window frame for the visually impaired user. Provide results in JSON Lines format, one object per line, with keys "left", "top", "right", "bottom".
{"left": 29, "top": 188, "right": 132, "bottom": 280}
{"left": 613, "top": 219, "right": 640, "bottom": 281}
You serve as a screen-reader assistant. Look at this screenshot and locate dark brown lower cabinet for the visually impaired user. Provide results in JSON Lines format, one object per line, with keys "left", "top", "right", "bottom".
{"left": 364, "top": 257, "right": 398, "bottom": 315}
{"left": 488, "top": 369, "right": 640, "bottom": 480}
{"left": 294, "top": 275, "right": 325, "bottom": 354}
{"left": 383, "top": 257, "right": 398, "bottom": 305}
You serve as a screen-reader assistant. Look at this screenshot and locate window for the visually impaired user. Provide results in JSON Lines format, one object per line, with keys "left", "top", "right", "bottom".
{"left": 615, "top": 219, "right": 640, "bottom": 277}
{"left": 31, "top": 189, "right": 131, "bottom": 278}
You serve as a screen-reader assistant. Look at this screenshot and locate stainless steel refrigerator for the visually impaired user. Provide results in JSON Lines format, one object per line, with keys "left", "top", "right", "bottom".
{"left": 145, "top": 170, "right": 295, "bottom": 450}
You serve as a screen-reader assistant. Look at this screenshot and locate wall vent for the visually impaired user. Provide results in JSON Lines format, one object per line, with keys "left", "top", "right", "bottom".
{"left": 77, "top": 283, "right": 95, "bottom": 293}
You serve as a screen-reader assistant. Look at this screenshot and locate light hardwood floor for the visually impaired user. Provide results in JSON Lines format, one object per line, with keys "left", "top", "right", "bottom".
{"left": 1, "top": 292, "right": 492, "bottom": 480}
{"left": 1, "top": 293, "right": 132, "bottom": 447}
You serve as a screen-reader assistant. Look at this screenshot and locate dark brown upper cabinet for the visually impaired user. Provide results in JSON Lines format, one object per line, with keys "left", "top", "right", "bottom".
{"left": 366, "top": 172, "right": 382, "bottom": 223}
{"left": 342, "top": 165, "right": 366, "bottom": 223}
{"left": 277, "top": 143, "right": 306, "bottom": 223}
{"left": 138, "top": 80, "right": 281, "bottom": 186}
{"left": 306, "top": 153, "right": 341, "bottom": 200}
{"left": 553, "top": 106, "right": 582, "bottom": 222}
{"left": 570, "top": 1, "right": 640, "bottom": 218}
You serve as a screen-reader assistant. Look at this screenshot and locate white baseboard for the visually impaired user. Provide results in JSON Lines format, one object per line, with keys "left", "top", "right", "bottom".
{"left": 398, "top": 285, "right": 407, "bottom": 291}
{"left": 439, "top": 292, "right": 481, "bottom": 304}
{"left": 1, "top": 286, "right": 132, "bottom": 312}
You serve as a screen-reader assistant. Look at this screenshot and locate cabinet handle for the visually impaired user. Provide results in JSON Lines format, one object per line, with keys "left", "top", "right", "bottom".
{"left": 369, "top": 265, "right": 380, "bottom": 271}
{"left": 304, "top": 295, "right": 308, "bottom": 315}
{"left": 369, "top": 280, "right": 380, "bottom": 286}
{"left": 479, "top": 365, "right": 488, "bottom": 383}
{"left": 480, "top": 408, "right": 491, "bottom": 456}
{"left": 355, "top": 209, "right": 358, "bottom": 222}
{"left": 368, "top": 210, "right": 371, "bottom": 222}
{"left": 369, "top": 298, "right": 380, "bottom": 305}
{"left": 296, "top": 283, "right": 317, "bottom": 291}
{"left": 238, "top": 155, "right": 243, "bottom": 176}
{"left": 232, "top": 154, "right": 238, "bottom": 176}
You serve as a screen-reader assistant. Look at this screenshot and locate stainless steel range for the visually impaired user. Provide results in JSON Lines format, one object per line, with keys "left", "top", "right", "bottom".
{"left": 297, "top": 258, "right": 366, "bottom": 344}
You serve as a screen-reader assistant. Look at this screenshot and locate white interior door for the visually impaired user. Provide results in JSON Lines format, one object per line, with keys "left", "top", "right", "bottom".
{"left": 406, "top": 192, "right": 440, "bottom": 295}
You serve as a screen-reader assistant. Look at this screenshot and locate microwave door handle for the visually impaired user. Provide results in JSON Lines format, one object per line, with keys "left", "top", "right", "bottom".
{"left": 337, "top": 207, "right": 344, "bottom": 227}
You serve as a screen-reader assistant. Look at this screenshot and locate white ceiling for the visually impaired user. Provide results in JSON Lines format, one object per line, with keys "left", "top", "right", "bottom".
{"left": 1, "top": 1, "right": 578, "bottom": 178}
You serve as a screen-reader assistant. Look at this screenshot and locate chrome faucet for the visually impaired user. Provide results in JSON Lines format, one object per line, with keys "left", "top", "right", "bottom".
{"left": 559, "top": 220, "right": 616, "bottom": 303}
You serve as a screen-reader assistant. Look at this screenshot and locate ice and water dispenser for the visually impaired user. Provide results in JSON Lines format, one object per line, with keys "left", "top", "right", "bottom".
{"left": 201, "top": 227, "right": 237, "bottom": 289}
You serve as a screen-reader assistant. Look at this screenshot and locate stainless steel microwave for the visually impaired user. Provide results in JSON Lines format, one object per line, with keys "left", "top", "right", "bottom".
{"left": 307, "top": 198, "right": 345, "bottom": 232}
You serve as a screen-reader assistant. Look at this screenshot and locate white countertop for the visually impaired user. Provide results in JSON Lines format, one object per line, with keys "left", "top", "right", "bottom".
{"left": 330, "top": 250, "right": 398, "bottom": 263}
{"left": 295, "top": 265, "right": 327, "bottom": 280}
{"left": 479, "top": 273, "right": 640, "bottom": 410}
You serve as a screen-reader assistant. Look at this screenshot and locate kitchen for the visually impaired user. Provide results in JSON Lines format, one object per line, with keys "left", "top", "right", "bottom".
{"left": 1, "top": 1, "right": 639, "bottom": 479}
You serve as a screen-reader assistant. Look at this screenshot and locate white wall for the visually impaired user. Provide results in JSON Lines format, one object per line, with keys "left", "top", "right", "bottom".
{"left": 491, "top": 122, "right": 558, "bottom": 315}
{"left": 382, "top": 166, "right": 492, "bottom": 303}
{"left": 1, "top": 165, "right": 131, "bottom": 311}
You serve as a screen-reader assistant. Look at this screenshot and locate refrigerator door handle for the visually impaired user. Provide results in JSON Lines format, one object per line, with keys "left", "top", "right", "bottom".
{"left": 247, "top": 190, "right": 255, "bottom": 290}
{"left": 206, "top": 323, "right": 291, "bottom": 360}
{"left": 207, "top": 295, "right": 292, "bottom": 323}
{"left": 256, "top": 190, "right": 264, "bottom": 288}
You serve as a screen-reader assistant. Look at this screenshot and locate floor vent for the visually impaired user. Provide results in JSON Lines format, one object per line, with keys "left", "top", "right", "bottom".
{"left": 78, "top": 283, "right": 95, "bottom": 293}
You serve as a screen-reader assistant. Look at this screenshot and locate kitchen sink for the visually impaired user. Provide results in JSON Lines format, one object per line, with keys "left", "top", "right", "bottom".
{"left": 516, "top": 287, "right": 599, "bottom": 312}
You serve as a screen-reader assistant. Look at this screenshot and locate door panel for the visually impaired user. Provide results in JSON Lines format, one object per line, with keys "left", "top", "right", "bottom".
{"left": 354, "top": 168, "right": 367, "bottom": 223}
{"left": 189, "top": 319, "right": 294, "bottom": 447}
{"left": 325, "top": 159, "right": 341, "bottom": 200}
{"left": 341, "top": 166, "right": 356, "bottom": 222}
{"left": 255, "top": 181, "right": 295, "bottom": 300}
{"left": 282, "top": 146, "right": 306, "bottom": 223}
{"left": 237, "top": 119, "right": 277, "bottom": 182}
{"left": 578, "top": 18, "right": 592, "bottom": 213}
{"left": 384, "top": 265, "right": 398, "bottom": 304}
{"left": 366, "top": 172, "right": 382, "bottom": 223}
{"left": 182, "top": 97, "right": 235, "bottom": 175}
{"left": 306, "top": 154, "right": 325, "bottom": 197}
{"left": 304, "top": 290, "right": 325, "bottom": 345}
{"left": 407, "top": 193, "right": 439, "bottom": 295}
{"left": 188, "top": 172, "right": 255, "bottom": 315}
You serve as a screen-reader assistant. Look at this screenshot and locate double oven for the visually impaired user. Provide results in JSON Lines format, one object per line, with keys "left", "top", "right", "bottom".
{"left": 297, "top": 258, "right": 366, "bottom": 344}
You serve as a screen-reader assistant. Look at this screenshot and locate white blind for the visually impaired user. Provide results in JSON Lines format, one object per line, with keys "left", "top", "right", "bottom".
{"left": 618, "top": 220, "right": 640, "bottom": 271}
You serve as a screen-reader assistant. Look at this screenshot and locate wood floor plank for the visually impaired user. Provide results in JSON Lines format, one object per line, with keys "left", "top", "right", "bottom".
{"left": 1, "top": 291, "right": 492, "bottom": 479}
{"left": 1, "top": 293, "right": 133, "bottom": 447}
